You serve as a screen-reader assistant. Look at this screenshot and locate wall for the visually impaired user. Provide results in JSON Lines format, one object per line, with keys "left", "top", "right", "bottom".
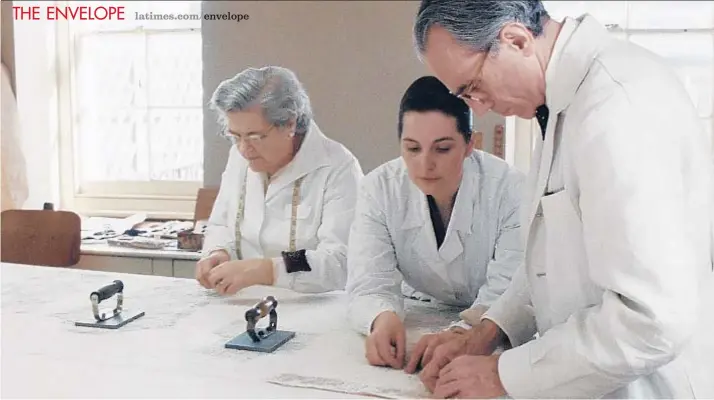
{"left": 201, "top": 0, "right": 505, "bottom": 185}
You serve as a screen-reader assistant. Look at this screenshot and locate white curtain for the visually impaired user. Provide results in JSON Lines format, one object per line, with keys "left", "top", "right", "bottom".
{"left": 1, "top": 61, "right": 28, "bottom": 211}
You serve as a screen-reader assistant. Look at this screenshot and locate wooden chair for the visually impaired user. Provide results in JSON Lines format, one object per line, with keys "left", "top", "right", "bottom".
{"left": 193, "top": 187, "right": 219, "bottom": 223}
{"left": 0, "top": 206, "right": 81, "bottom": 267}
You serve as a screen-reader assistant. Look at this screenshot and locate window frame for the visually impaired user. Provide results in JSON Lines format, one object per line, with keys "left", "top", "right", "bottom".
{"left": 55, "top": 3, "right": 202, "bottom": 220}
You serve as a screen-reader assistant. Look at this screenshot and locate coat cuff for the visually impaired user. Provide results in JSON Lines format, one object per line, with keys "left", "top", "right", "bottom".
{"left": 481, "top": 297, "right": 536, "bottom": 348}
{"left": 272, "top": 256, "right": 295, "bottom": 289}
{"left": 200, "top": 246, "right": 233, "bottom": 260}
{"left": 447, "top": 319, "right": 472, "bottom": 330}
{"left": 348, "top": 296, "right": 403, "bottom": 336}
{"left": 459, "top": 304, "right": 488, "bottom": 325}
{"left": 497, "top": 343, "right": 534, "bottom": 397}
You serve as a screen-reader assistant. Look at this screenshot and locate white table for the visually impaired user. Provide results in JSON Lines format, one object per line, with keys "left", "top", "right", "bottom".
{"left": 1, "top": 263, "right": 459, "bottom": 398}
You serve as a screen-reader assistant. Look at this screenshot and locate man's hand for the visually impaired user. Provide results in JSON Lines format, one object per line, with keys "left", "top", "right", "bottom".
{"left": 195, "top": 250, "right": 230, "bottom": 288}
{"left": 419, "top": 319, "right": 504, "bottom": 393}
{"left": 206, "top": 258, "right": 275, "bottom": 295}
{"left": 365, "top": 311, "right": 406, "bottom": 369}
{"left": 404, "top": 326, "right": 467, "bottom": 374}
{"left": 433, "top": 354, "right": 506, "bottom": 399}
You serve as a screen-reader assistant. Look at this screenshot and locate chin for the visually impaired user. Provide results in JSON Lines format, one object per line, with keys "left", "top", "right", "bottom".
{"left": 415, "top": 181, "right": 441, "bottom": 196}
{"left": 516, "top": 110, "right": 536, "bottom": 119}
{"left": 247, "top": 160, "right": 267, "bottom": 172}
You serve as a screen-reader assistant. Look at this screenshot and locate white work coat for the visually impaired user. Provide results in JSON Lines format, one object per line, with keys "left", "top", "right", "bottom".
{"left": 346, "top": 151, "right": 525, "bottom": 335}
{"left": 202, "top": 121, "right": 364, "bottom": 293}
{"left": 483, "top": 15, "right": 714, "bottom": 398}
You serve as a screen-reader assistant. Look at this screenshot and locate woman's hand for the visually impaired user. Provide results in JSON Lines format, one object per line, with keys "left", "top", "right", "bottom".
{"left": 195, "top": 250, "right": 230, "bottom": 288}
{"left": 207, "top": 258, "right": 275, "bottom": 295}
{"left": 365, "top": 311, "right": 407, "bottom": 369}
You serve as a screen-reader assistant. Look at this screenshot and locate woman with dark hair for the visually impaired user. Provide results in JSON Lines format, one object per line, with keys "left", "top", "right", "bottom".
{"left": 346, "top": 76, "right": 524, "bottom": 372}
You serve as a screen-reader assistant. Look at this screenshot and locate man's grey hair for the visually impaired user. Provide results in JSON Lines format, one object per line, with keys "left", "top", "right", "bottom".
{"left": 413, "top": 0, "right": 550, "bottom": 57}
{"left": 209, "top": 66, "right": 313, "bottom": 136}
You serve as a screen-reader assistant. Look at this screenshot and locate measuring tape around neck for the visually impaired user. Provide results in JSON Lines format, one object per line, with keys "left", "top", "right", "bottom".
{"left": 234, "top": 168, "right": 305, "bottom": 260}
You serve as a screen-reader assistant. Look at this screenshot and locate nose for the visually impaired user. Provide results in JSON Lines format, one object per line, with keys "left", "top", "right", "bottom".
{"left": 238, "top": 138, "right": 253, "bottom": 151}
{"left": 237, "top": 140, "right": 257, "bottom": 157}
{"left": 417, "top": 151, "right": 436, "bottom": 173}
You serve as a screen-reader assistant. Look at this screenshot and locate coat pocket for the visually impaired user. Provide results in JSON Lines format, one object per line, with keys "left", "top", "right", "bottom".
{"left": 540, "top": 190, "right": 599, "bottom": 326}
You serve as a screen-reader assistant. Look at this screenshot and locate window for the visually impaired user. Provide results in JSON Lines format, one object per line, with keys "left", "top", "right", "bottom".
{"left": 57, "top": 1, "right": 203, "bottom": 219}
{"left": 544, "top": 1, "right": 714, "bottom": 155}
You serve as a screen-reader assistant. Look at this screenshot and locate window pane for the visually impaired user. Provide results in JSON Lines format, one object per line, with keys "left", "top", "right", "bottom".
{"left": 543, "top": 1, "right": 627, "bottom": 28}
{"left": 147, "top": 31, "right": 203, "bottom": 107}
{"left": 629, "top": 34, "right": 712, "bottom": 64}
{"left": 148, "top": 108, "right": 203, "bottom": 181}
{"left": 72, "top": 23, "right": 203, "bottom": 184}
{"left": 78, "top": 110, "right": 148, "bottom": 182}
{"left": 629, "top": 34, "right": 713, "bottom": 118}
{"left": 74, "top": 33, "right": 145, "bottom": 110}
{"left": 628, "top": 1, "right": 714, "bottom": 30}
{"left": 74, "top": 33, "right": 149, "bottom": 183}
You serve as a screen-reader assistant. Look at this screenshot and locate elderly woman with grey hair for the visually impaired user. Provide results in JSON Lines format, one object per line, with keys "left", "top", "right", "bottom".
{"left": 196, "top": 66, "right": 364, "bottom": 295}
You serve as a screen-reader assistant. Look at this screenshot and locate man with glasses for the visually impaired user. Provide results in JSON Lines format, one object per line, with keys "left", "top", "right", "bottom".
{"left": 411, "top": 0, "right": 714, "bottom": 398}
{"left": 196, "top": 66, "right": 364, "bottom": 296}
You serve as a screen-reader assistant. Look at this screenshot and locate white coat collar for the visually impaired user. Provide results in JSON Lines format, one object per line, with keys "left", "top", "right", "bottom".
{"left": 545, "top": 15, "right": 608, "bottom": 113}
{"left": 399, "top": 156, "right": 476, "bottom": 269}
{"left": 526, "top": 15, "right": 608, "bottom": 234}
{"left": 262, "top": 120, "right": 331, "bottom": 201}
{"left": 399, "top": 155, "right": 475, "bottom": 235}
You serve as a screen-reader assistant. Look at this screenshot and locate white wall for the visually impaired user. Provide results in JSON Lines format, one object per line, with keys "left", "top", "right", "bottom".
{"left": 201, "top": 0, "right": 506, "bottom": 186}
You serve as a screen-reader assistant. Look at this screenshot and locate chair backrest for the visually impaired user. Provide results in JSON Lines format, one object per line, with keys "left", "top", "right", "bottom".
{"left": 193, "top": 187, "right": 219, "bottom": 223}
{"left": 0, "top": 209, "right": 81, "bottom": 267}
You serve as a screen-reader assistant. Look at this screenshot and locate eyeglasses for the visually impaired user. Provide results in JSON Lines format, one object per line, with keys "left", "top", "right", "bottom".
{"left": 450, "top": 51, "right": 490, "bottom": 103}
{"left": 222, "top": 125, "right": 277, "bottom": 146}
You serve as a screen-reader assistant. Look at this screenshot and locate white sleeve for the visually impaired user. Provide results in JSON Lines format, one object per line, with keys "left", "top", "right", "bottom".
{"left": 479, "top": 263, "right": 536, "bottom": 348}
{"left": 497, "top": 92, "right": 702, "bottom": 398}
{"left": 345, "top": 176, "right": 404, "bottom": 336}
{"left": 201, "top": 147, "right": 240, "bottom": 260}
{"left": 272, "top": 158, "right": 364, "bottom": 293}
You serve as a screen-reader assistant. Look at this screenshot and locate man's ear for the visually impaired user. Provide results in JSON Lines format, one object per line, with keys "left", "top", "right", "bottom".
{"left": 499, "top": 22, "right": 536, "bottom": 57}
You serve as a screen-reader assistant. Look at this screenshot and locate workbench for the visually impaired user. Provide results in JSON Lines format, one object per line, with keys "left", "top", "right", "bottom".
{"left": 78, "top": 242, "right": 201, "bottom": 278}
{"left": 1, "top": 263, "right": 461, "bottom": 398}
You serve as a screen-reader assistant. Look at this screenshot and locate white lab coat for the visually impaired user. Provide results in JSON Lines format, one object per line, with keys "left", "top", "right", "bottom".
{"left": 483, "top": 15, "right": 714, "bottom": 398}
{"left": 202, "top": 121, "right": 364, "bottom": 293}
{"left": 346, "top": 151, "right": 525, "bottom": 335}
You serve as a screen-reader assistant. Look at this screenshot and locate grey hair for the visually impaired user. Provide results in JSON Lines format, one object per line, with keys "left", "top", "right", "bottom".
{"left": 413, "top": 0, "right": 549, "bottom": 57}
{"left": 209, "top": 66, "right": 313, "bottom": 136}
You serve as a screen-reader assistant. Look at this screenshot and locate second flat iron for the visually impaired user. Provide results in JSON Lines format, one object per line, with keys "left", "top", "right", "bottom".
{"left": 224, "top": 295, "right": 295, "bottom": 353}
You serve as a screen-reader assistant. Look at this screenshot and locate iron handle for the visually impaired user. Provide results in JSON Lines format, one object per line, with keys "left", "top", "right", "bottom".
{"left": 245, "top": 296, "right": 279, "bottom": 343}
{"left": 91, "top": 280, "right": 124, "bottom": 302}
{"left": 245, "top": 296, "right": 277, "bottom": 324}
